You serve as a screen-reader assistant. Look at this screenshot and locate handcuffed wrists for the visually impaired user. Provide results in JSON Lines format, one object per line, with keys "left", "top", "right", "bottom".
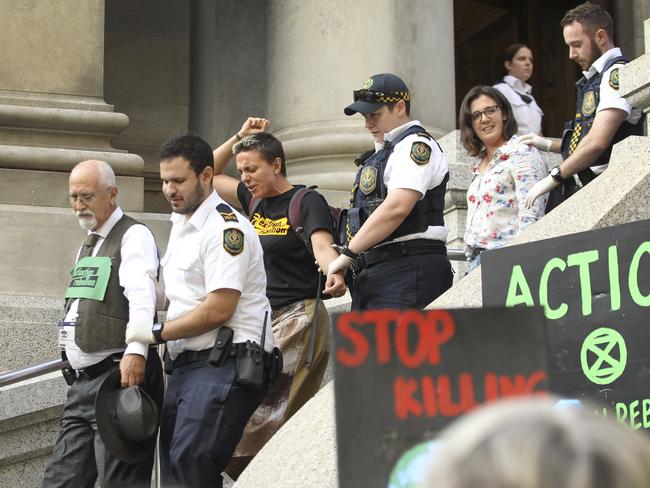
{"left": 341, "top": 246, "right": 358, "bottom": 259}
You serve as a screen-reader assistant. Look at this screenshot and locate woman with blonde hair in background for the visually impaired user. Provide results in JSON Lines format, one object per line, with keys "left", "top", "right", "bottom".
{"left": 426, "top": 397, "right": 650, "bottom": 488}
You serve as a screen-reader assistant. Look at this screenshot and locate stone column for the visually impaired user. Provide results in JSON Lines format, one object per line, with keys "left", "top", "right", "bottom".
{"left": 0, "top": 0, "right": 143, "bottom": 296}
{"left": 265, "top": 0, "right": 456, "bottom": 205}
{"left": 188, "top": 0, "right": 266, "bottom": 150}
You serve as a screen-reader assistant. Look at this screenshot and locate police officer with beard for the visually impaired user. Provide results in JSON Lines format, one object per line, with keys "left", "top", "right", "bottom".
{"left": 521, "top": 2, "right": 643, "bottom": 211}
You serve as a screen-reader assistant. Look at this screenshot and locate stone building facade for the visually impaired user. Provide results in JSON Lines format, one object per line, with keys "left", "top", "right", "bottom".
{"left": 0, "top": 1, "right": 648, "bottom": 485}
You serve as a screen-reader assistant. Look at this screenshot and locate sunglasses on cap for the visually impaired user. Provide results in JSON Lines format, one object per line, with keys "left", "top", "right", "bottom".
{"left": 353, "top": 89, "right": 412, "bottom": 104}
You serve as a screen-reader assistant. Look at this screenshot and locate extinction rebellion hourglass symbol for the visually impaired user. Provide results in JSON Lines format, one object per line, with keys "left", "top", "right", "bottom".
{"left": 580, "top": 327, "right": 627, "bottom": 385}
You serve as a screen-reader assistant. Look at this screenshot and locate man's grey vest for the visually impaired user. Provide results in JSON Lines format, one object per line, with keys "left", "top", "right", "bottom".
{"left": 70, "top": 214, "right": 140, "bottom": 353}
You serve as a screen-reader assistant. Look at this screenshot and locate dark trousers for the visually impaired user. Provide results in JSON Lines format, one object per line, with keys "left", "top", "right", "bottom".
{"left": 351, "top": 253, "right": 453, "bottom": 310}
{"left": 159, "top": 358, "right": 268, "bottom": 488}
{"left": 42, "top": 351, "right": 163, "bottom": 488}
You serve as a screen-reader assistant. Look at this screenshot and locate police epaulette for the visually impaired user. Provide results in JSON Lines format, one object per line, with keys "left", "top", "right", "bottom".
{"left": 216, "top": 203, "right": 238, "bottom": 223}
{"left": 417, "top": 131, "right": 433, "bottom": 141}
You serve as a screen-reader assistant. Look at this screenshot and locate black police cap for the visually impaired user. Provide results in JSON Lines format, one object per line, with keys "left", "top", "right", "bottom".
{"left": 344, "top": 73, "right": 411, "bottom": 116}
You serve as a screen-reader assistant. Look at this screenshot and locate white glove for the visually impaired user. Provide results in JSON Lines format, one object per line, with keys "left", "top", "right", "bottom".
{"left": 525, "top": 175, "right": 559, "bottom": 209}
{"left": 330, "top": 243, "right": 344, "bottom": 254}
{"left": 520, "top": 133, "right": 552, "bottom": 152}
{"left": 327, "top": 254, "right": 354, "bottom": 276}
{"left": 126, "top": 321, "right": 155, "bottom": 345}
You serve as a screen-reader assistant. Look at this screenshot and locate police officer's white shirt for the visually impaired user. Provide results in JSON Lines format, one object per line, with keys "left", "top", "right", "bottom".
{"left": 61, "top": 207, "right": 159, "bottom": 370}
{"left": 583, "top": 47, "right": 642, "bottom": 175}
{"left": 493, "top": 76, "right": 544, "bottom": 136}
{"left": 374, "top": 120, "right": 449, "bottom": 243}
{"left": 162, "top": 190, "right": 273, "bottom": 359}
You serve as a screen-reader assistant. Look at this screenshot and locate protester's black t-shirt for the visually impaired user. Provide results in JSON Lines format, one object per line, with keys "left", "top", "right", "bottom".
{"left": 237, "top": 183, "right": 334, "bottom": 309}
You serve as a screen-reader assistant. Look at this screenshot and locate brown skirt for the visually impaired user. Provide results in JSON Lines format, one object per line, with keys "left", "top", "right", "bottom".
{"left": 231, "top": 298, "right": 330, "bottom": 458}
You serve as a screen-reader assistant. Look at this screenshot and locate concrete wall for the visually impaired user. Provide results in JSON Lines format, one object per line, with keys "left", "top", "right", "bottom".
{"left": 104, "top": 0, "right": 191, "bottom": 213}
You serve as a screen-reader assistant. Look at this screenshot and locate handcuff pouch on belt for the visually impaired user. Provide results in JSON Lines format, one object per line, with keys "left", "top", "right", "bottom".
{"left": 208, "top": 325, "right": 234, "bottom": 367}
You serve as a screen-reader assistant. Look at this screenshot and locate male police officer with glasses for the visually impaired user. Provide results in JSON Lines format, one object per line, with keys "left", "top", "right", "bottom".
{"left": 328, "top": 73, "right": 453, "bottom": 310}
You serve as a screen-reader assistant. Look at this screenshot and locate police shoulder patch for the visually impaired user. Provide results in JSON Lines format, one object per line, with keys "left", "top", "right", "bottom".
{"left": 216, "top": 203, "right": 238, "bottom": 223}
{"left": 410, "top": 141, "right": 431, "bottom": 165}
{"left": 223, "top": 228, "right": 244, "bottom": 256}
{"left": 609, "top": 68, "right": 619, "bottom": 90}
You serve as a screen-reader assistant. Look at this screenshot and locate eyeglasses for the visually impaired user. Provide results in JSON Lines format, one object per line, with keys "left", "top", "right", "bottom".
{"left": 353, "top": 89, "right": 412, "bottom": 103}
{"left": 66, "top": 188, "right": 110, "bottom": 205}
{"left": 471, "top": 105, "right": 500, "bottom": 123}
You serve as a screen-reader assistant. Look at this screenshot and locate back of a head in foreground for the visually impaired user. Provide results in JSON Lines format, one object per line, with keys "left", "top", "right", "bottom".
{"left": 426, "top": 397, "right": 650, "bottom": 488}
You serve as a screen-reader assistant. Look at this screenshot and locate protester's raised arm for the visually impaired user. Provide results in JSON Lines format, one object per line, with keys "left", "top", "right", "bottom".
{"left": 213, "top": 117, "right": 270, "bottom": 175}
{"left": 213, "top": 117, "right": 270, "bottom": 208}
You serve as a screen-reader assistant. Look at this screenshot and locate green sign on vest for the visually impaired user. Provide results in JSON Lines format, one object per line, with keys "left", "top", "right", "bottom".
{"left": 65, "top": 256, "right": 112, "bottom": 301}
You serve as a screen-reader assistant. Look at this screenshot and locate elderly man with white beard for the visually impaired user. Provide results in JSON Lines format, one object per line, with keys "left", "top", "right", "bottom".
{"left": 42, "top": 160, "right": 164, "bottom": 488}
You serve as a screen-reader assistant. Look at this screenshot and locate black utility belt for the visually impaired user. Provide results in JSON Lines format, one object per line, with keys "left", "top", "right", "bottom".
{"left": 168, "top": 341, "right": 279, "bottom": 390}
{"left": 353, "top": 239, "right": 447, "bottom": 271}
{"left": 61, "top": 353, "right": 121, "bottom": 385}
{"left": 170, "top": 344, "right": 272, "bottom": 368}
{"left": 172, "top": 344, "right": 260, "bottom": 368}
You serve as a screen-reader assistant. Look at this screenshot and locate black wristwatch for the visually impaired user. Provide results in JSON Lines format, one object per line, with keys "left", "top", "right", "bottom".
{"left": 550, "top": 166, "right": 565, "bottom": 183}
{"left": 341, "top": 246, "right": 359, "bottom": 259}
{"left": 152, "top": 322, "right": 166, "bottom": 344}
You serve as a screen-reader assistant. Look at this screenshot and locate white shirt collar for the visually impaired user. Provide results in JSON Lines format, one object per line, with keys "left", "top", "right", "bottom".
{"left": 503, "top": 75, "right": 531, "bottom": 94}
{"left": 169, "top": 189, "right": 221, "bottom": 230}
{"left": 583, "top": 47, "right": 622, "bottom": 79}
{"left": 90, "top": 206, "right": 123, "bottom": 239}
{"left": 374, "top": 120, "right": 422, "bottom": 151}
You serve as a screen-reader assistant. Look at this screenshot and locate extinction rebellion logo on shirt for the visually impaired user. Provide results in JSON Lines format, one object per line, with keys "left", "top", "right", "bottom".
{"left": 251, "top": 213, "right": 291, "bottom": 236}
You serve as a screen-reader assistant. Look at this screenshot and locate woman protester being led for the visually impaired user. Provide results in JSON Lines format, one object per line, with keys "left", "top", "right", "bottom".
{"left": 212, "top": 117, "right": 345, "bottom": 478}
{"left": 493, "top": 44, "right": 544, "bottom": 136}
{"left": 460, "top": 86, "right": 548, "bottom": 271}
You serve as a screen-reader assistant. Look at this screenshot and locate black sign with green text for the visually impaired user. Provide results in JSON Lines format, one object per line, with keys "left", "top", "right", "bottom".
{"left": 482, "top": 219, "right": 650, "bottom": 430}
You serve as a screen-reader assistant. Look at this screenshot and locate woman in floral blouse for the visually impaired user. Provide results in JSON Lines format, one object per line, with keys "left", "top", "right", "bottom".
{"left": 459, "top": 85, "right": 548, "bottom": 271}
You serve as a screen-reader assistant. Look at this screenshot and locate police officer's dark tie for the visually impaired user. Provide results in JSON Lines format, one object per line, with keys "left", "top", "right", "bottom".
{"left": 78, "top": 233, "right": 99, "bottom": 261}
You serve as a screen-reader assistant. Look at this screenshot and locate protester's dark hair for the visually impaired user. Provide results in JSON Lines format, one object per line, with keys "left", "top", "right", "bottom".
{"left": 159, "top": 133, "right": 214, "bottom": 175}
{"left": 502, "top": 43, "right": 529, "bottom": 73}
{"left": 458, "top": 85, "right": 518, "bottom": 157}
{"left": 561, "top": 1, "right": 614, "bottom": 39}
{"left": 232, "top": 132, "right": 287, "bottom": 177}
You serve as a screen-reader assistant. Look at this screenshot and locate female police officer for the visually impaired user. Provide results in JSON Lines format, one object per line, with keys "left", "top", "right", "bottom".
{"left": 328, "top": 73, "right": 453, "bottom": 309}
